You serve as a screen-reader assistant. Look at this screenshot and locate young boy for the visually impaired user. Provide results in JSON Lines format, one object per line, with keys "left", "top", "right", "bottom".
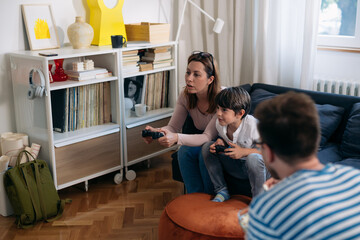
{"left": 202, "top": 87, "right": 270, "bottom": 202}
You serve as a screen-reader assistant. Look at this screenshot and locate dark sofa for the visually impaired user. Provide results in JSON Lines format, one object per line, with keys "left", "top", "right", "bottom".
{"left": 172, "top": 83, "right": 360, "bottom": 197}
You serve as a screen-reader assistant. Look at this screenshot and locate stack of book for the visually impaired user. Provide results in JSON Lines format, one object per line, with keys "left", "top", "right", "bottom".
{"left": 122, "top": 50, "right": 140, "bottom": 74}
{"left": 141, "top": 46, "right": 173, "bottom": 69}
{"left": 51, "top": 82, "right": 112, "bottom": 133}
{"left": 144, "top": 71, "right": 170, "bottom": 111}
{"left": 64, "top": 67, "right": 111, "bottom": 81}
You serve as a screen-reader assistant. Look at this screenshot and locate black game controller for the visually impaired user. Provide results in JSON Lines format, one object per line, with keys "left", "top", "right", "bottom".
{"left": 142, "top": 130, "right": 164, "bottom": 139}
{"left": 215, "top": 145, "right": 227, "bottom": 153}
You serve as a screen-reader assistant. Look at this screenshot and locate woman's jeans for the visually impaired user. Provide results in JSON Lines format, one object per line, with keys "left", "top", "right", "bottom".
{"left": 202, "top": 141, "right": 270, "bottom": 197}
{"left": 178, "top": 145, "right": 214, "bottom": 194}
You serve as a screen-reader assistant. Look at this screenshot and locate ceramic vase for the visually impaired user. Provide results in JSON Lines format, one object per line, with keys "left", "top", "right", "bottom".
{"left": 67, "top": 16, "right": 94, "bottom": 49}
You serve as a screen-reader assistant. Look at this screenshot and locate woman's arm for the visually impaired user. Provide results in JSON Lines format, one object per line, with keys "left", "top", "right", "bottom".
{"left": 176, "top": 114, "right": 218, "bottom": 146}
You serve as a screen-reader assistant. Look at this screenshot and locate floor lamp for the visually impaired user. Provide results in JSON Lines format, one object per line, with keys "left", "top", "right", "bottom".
{"left": 175, "top": 0, "right": 225, "bottom": 42}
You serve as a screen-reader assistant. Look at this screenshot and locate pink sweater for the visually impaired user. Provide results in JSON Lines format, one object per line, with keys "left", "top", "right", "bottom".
{"left": 163, "top": 92, "right": 218, "bottom": 146}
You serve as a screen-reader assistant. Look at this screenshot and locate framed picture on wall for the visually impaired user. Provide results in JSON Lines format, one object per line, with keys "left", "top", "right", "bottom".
{"left": 21, "top": 4, "right": 60, "bottom": 50}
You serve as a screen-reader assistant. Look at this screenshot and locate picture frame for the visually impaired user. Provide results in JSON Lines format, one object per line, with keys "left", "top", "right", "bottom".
{"left": 124, "top": 76, "right": 146, "bottom": 110}
{"left": 21, "top": 4, "right": 60, "bottom": 51}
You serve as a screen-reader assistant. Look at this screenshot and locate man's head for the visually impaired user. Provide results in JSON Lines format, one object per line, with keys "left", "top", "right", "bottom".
{"left": 254, "top": 91, "right": 320, "bottom": 177}
{"left": 215, "top": 86, "right": 251, "bottom": 119}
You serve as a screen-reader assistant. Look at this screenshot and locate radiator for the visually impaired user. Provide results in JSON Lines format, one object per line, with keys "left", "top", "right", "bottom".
{"left": 313, "top": 77, "right": 360, "bottom": 97}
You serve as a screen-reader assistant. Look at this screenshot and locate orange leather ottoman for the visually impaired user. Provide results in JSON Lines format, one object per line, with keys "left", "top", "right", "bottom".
{"left": 159, "top": 193, "right": 251, "bottom": 240}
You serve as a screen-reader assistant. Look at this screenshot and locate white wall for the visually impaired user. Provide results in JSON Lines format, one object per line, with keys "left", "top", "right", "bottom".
{"left": 314, "top": 49, "right": 360, "bottom": 82}
{"left": 0, "top": 0, "right": 172, "bottom": 134}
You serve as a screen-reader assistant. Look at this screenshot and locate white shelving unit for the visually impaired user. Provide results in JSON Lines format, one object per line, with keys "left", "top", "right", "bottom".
{"left": 9, "top": 42, "right": 179, "bottom": 189}
{"left": 9, "top": 46, "right": 123, "bottom": 191}
{"left": 118, "top": 41, "right": 178, "bottom": 180}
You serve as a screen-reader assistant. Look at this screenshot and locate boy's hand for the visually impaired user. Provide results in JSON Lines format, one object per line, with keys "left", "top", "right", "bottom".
{"left": 224, "top": 142, "right": 247, "bottom": 159}
{"left": 209, "top": 138, "right": 225, "bottom": 153}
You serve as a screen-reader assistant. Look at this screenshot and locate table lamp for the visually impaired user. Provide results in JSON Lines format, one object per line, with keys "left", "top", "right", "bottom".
{"left": 175, "top": 0, "right": 224, "bottom": 42}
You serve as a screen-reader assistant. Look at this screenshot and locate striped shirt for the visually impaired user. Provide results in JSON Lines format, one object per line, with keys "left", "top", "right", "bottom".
{"left": 247, "top": 164, "right": 360, "bottom": 240}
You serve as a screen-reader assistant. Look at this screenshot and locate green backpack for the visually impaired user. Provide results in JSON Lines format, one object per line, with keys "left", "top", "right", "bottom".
{"left": 4, "top": 150, "right": 70, "bottom": 228}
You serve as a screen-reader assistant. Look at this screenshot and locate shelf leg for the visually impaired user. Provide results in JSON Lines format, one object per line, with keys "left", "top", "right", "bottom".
{"left": 84, "top": 180, "right": 89, "bottom": 192}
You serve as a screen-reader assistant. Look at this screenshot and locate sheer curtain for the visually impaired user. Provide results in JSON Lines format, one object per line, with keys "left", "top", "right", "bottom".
{"left": 173, "top": 0, "right": 320, "bottom": 90}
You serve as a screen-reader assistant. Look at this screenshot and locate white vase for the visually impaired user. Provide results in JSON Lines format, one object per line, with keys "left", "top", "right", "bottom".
{"left": 67, "top": 16, "right": 94, "bottom": 49}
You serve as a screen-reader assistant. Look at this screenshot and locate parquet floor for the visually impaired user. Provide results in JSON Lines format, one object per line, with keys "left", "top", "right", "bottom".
{"left": 0, "top": 151, "right": 184, "bottom": 240}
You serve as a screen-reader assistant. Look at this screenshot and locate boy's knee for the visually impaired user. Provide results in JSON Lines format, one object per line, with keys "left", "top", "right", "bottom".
{"left": 246, "top": 153, "right": 265, "bottom": 169}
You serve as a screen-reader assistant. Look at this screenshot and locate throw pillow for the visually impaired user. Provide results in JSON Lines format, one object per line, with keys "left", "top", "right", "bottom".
{"left": 316, "top": 104, "right": 345, "bottom": 148}
{"left": 249, "top": 88, "right": 277, "bottom": 114}
{"left": 249, "top": 88, "right": 344, "bottom": 148}
{"left": 340, "top": 102, "right": 360, "bottom": 158}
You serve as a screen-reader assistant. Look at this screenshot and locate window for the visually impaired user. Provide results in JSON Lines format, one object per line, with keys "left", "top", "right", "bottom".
{"left": 317, "top": 0, "right": 360, "bottom": 48}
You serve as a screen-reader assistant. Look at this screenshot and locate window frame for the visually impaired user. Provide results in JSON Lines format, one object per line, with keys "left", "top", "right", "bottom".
{"left": 317, "top": 0, "right": 360, "bottom": 49}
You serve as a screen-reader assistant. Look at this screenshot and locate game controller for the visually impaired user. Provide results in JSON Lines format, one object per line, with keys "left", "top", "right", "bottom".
{"left": 215, "top": 145, "right": 227, "bottom": 153}
{"left": 141, "top": 130, "right": 164, "bottom": 139}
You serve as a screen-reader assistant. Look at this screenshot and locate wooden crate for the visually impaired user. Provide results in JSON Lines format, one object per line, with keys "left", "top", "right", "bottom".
{"left": 125, "top": 22, "right": 170, "bottom": 43}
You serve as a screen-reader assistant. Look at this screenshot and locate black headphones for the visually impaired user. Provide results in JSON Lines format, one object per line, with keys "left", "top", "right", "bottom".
{"left": 28, "top": 69, "right": 46, "bottom": 100}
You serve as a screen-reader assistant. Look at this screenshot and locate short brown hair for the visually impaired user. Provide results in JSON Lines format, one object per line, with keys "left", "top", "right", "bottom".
{"left": 254, "top": 91, "right": 320, "bottom": 163}
{"left": 184, "top": 52, "right": 221, "bottom": 114}
{"left": 215, "top": 87, "right": 251, "bottom": 119}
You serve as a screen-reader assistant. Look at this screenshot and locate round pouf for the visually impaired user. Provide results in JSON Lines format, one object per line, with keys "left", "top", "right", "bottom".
{"left": 159, "top": 193, "right": 251, "bottom": 240}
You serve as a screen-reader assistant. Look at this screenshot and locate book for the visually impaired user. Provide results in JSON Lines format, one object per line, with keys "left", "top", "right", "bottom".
{"left": 123, "top": 50, "right": 138, "bottom": 55}
{"left": 139, "top": 62, "right": 153, "bottom": 71}
{"left": 122, "top": 55, "right": 140, "bottom": 61}
{"left": 103, "top": 81, "right": 111, "bottom": 123}
{"left": 141, "top": 52, "right": 171, "bottom": 62}
{"left": 148, "top": 46, "right": 171, "bottom": 53}
{"left": 64, "top": 67, "right": 108, "bottom": 77}
{"left": 153, "top": 59, "right": 173, "bottom": 69}
{"left": 144, "top": 51, "right": 171, "bottom": 59}
{"left": 154, "top": 72, "right": 163, "bottom": 109}
{"left": 146, "top": 74, "right": 155, "bottom": 111}
{"left": 64, "top": 88, "right": 69, "bottom": 132}
{"left": 51, "top": 89, "right": 67, "bottom": 133}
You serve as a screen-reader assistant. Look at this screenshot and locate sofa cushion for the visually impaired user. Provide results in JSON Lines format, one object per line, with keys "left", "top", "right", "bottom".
{"left": 316, "top": 104, "right": 344, "bottom": 148}
{"left": 340, "top": 103, "right": 360, "bottom": 158}
{"left": 317, "top": 143, "right": 342, "bottom": 165}
{"left": 249, "top": 88, "right": 277, "bottom": 114}
{"left": 250, "top": 88, "right": 344, "bottom": 148}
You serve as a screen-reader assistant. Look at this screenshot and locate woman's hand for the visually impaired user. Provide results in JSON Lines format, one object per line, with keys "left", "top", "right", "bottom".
{"left": 142, "top": 125, "right": 159, "bottom": 144}
{"left": 224, "top": 142, "right": 247, "bottom": 159}
{"left": 157, "top": 128, "right": 178, "bottom": 147}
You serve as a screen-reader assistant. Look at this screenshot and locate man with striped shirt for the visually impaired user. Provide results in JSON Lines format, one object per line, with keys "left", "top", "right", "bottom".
{"left": 246, "top": 91, "right": 360, "bottom": 239}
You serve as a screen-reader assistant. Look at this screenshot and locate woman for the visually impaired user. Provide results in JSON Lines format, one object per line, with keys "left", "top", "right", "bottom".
{"left": 143, "top": 51, "right": 221, "bottom": 194}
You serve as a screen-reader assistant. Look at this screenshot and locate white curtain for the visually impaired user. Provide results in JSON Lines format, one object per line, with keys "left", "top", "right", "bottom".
{"left": 173, "top": 0, "right": 320, "bottom": 90}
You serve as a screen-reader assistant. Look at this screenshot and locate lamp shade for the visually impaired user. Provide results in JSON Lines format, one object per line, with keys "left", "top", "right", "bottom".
{"left": 213, "top": 18, "right": 224, "bottom": 34}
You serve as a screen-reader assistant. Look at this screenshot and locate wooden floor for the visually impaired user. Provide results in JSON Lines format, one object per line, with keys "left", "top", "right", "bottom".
{"left": 0, "top": 151, "right": 184, "bottom": 240}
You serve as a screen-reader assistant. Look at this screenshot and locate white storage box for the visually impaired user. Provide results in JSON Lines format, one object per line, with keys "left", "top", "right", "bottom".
{"left": 0, "top": 171, "right": 13, "bottom": 216}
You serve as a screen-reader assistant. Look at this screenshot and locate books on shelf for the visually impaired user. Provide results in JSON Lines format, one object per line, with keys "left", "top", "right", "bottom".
{"left": 153, "top": 59, "right": 173, "bottom": 69}
{"left": 148, "top": 46, "right": 171, "bottom": 53}
{"left": 51, "top": 82, "right": 112, "bottom": 133}
{"left": 64, "top": 67, "right": 108, "bottom": 77}
{"left": 141, "top": 47, "right": 173, "bottom": 69}
{"left": 143, "top": 71, "right": 170, "bottom": 111}
{"left": 65, "top": 67, "right": 111, "bottom": 81}
{"left": 141, "top": 51, "right": 171, "bottom": 62}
